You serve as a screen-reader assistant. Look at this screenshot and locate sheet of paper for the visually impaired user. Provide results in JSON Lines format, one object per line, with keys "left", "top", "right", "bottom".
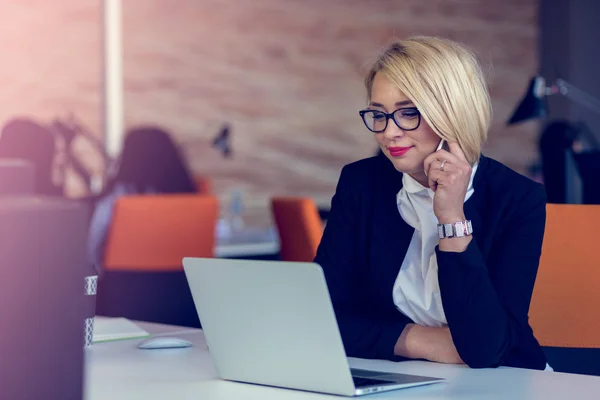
{"left": 93, "top": 316, "right": 151, "bottom": 343}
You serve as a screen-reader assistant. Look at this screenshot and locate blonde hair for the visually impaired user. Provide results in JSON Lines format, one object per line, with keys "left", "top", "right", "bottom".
{"left": 365, "top": 36, "right": 491, "bottom": 164}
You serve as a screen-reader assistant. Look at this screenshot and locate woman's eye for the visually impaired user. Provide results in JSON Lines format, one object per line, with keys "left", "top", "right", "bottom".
{"left": 400, "top": 110, "right": 418, "bottom": 118}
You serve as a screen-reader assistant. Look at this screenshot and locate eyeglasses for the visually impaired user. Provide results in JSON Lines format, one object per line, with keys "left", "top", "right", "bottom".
{"left": 359, "top": 107, "right": 421, "bottom": 133}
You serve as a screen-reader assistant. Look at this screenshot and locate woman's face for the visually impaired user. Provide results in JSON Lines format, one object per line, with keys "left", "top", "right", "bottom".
{"left": 369, "top": 73, "right": 441, "bottom": 182}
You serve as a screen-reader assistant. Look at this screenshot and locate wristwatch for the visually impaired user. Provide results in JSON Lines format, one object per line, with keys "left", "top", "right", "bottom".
{"left": 437, "top": 220, "right": 473, "bottom": 239}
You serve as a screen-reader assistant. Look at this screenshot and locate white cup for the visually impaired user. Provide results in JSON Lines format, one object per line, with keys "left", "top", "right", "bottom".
{"left": 84, "top": 275, "right": 98, "bottom": 347}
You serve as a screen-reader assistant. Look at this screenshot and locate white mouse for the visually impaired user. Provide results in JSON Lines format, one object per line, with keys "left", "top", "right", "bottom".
{"left": 137, "top": 336, "right": 193, "bottom": 350}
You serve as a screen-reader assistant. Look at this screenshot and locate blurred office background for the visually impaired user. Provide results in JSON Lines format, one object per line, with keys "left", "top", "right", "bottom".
{"left": 7, "top": 0, "right": 595, "bottom": 224}
{"left": 1, "top": 1, "right": 600, "bottom": 382}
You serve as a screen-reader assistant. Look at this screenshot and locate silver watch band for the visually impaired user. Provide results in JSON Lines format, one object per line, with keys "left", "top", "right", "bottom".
{"left": 437, "top": 220, "right": 473, "bottom": 239}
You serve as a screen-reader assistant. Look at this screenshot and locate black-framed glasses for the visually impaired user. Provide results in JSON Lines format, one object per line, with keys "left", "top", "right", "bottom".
{"left": 359, "top": 108, "right": 421, "bottom": 133}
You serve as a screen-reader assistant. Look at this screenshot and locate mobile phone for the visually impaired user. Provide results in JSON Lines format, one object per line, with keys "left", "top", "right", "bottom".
{"left": 436, "top": 139, "right": 448, "bottom": 152}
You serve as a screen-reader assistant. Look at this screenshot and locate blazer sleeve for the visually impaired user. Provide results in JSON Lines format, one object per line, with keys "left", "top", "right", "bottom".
{"left": 435, "top": 183, "right": 547, "bottom": 368}
{"left": 315, "top": 166, "right": 411, "bottom": 361}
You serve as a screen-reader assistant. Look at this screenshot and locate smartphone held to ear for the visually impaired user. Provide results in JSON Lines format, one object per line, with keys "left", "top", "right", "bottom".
{"left": 436, "top": 139, "right": 448, "bottom": 152}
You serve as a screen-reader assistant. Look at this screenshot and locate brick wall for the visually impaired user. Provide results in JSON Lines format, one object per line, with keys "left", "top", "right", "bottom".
{"left": 0, "top": 1, "right": 101, "bottom": 197}
{"left": 122, "top": 0, "right": 539, "bottom": 222}
{"left": 0, "top": 1, "right": 538, "bottom": 223}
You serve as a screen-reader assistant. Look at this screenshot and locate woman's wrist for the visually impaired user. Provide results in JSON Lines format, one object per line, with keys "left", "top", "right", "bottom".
{"left": 438, "top": 235, "right": 471, "bottom": 252}
{"left": 436, "top": 212, "right": 466, "bottom": 225}
{"left": 437, "top": 212, "right": 471, "bottom": 253}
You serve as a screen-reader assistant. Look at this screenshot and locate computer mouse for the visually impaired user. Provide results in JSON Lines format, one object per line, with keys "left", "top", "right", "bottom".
{"left": 137, "top": 336, "right": 193, "bottom": 350}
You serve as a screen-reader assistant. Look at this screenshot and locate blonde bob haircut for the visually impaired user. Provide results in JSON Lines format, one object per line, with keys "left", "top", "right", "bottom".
{"left": 365, "top": 36, "right": 491, "bottom": 165}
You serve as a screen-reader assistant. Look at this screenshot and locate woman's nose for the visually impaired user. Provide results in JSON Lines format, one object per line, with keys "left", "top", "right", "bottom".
{"left": 382, "top": 119, "right": 405, "bottom": 141}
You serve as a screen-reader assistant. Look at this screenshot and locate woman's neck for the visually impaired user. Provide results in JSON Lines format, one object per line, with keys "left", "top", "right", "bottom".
{"left": 408, "top": 171, "right": 429, "bottom": 188}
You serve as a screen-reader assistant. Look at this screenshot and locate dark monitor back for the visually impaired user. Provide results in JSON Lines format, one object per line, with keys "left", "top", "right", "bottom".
{"left": 0, "top": 197, "right": 90, "bottom": 399}
{"left": 0, "top": 159, "right": 35, "bottom": 196}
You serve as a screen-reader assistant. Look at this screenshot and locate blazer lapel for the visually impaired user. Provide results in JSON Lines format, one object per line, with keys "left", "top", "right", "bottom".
{"left": 464, "top": 155, "right": 488, "bottom": 252}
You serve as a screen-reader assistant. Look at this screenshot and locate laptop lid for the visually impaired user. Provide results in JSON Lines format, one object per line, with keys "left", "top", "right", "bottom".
{"left": 183, "top": 258, "right": 357, "bottom": 396}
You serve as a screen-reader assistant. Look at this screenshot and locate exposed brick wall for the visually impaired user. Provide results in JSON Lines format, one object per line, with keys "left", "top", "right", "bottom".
{"left": 0, "top": 1, "right": 538, "bottom": 223}
{"left": 0, "top": 1, "right": 101, "bottom": 197}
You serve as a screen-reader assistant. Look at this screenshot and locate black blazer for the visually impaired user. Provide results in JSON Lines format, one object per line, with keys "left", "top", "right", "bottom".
{"left": 315, "top": 154, "right": 548, "bottom": 369}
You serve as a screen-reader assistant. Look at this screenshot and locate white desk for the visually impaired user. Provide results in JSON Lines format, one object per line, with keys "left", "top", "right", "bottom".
{"left": 214, "top": 226, "right": 279, "bottom": 258}
{"left": 215, "top": 240, "right": 279, "bottom": 258}
{"left": 85, "top": 321, "right": 600, "bottom": 399}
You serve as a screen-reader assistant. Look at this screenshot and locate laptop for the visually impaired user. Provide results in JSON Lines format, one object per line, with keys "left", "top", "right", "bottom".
{"left": 182, "top": 258, "right": 444, "bottom": 396}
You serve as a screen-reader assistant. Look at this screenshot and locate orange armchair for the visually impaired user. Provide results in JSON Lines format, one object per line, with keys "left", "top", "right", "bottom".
{"left": 96, "top": 194, "right": 219, "bottom": 327}
{"left": 529, "top": 204, "right": 600, "bottom": 349}
{"left": 104, "top": 195, "right": 218, "bottom": 271}
{"left": 271, "top": 197, "right": 323, "bottom": 262}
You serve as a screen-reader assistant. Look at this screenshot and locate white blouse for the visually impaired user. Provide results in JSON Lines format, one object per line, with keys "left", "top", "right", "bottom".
{"left": 392, "top": 164, "right": 477, "bottom": 327}
{"left": 391, "top": 166, "right": 553, "bottom": 371}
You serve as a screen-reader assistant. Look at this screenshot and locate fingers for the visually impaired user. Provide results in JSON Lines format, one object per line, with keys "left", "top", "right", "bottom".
{"left": 432, "top": 149, "right": 461, "bottom": 165}
{"left": 427, "top": 160, "right": 446, "bottom": 190}
{"left": 424, "top": 152, "right": 440, "bottom": 177}
{"left": 426, "top": 158, "right": 450, "bottom": 181}
{"left": 424, "top": 149, "right": 460, "bottom": 177}
{"left": 427, "top": 161, "right": 468, "bottom": 191}
{"left": 428, "top": 168, "right": 442, "bottom": 191}
{"left": 427, "top": 168, "right": 452, "bottom": 192}
{"left": 424, "top": 153, "right": 458, "bottom": 178}
{"left": 448, "top": 142, "right": 468, "bottom": 163}
{"left": 424, "top": 142, "right": 471, "bottom": 180}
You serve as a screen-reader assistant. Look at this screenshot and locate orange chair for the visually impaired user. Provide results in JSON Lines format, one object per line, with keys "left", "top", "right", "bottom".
{"left": 529, "top": 204, "right": 600, "bottom": 348}
{"left": 104, "top": 195, "right": 218, "bottom": 271}
{"left": 194, "top": 175, "right": 213, "bottom": 195}
{"left": 96, "top": 194, "right": 219, "bottom": 327}
{"left": 271, "top": 197, "right": 323, "bottom": 262}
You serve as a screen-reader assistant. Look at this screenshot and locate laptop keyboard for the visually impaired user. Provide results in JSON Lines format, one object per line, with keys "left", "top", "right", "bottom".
{"left": 352, "top": 376, "right": 396, "bottom": 388}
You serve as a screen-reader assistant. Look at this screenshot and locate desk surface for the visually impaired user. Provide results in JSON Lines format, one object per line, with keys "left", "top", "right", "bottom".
{"left": 214, "top": 226, "right": 279, "bottom": 258}
{"left": 85, "top": 321, "right": 600, "bottom": 400}
{"left": 215, "top": 240, "right": 279, "bottom": 258}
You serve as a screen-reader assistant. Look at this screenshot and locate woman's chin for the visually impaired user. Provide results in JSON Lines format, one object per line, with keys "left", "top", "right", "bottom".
{"left": 387, "top": 156, "right": 420, "bottom": 174}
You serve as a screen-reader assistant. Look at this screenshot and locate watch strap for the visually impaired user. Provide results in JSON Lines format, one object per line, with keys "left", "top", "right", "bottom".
{"left": 437, "top": 220, "right": 473, "bottom": 239}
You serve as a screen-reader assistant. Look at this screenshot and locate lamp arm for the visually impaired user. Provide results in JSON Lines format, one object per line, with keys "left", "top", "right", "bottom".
{"left": 555, "top": 79, "right": 600, "bottom": 115}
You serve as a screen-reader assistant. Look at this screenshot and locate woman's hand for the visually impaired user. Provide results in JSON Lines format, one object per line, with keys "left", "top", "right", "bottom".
{"left": 423, "top": 142, "right": 472, "bottom": 224}
{"left": 395, "top": 324, "right": 464, "bottom": 365}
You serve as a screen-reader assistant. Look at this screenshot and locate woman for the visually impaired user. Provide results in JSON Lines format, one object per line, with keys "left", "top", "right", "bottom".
{"left": 88, "top": 126, "right": 197, "bottom": 272}
{"left": 315, "top": 37, "right": 549, "bottom": 370}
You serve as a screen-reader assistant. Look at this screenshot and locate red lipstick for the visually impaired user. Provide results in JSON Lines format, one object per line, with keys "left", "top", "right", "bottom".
{"left": 388, "top": 146, "right": 413, "bottom": 157}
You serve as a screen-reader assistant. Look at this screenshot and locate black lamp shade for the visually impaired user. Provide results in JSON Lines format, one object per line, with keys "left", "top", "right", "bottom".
{"left": 213, "top": 124, "right": 232, "bottom": 157}
{"left": 507, "top": 76, "right": 548, "bottom": 125}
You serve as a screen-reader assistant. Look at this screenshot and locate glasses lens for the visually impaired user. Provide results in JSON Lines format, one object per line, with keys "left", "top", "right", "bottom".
{"left": 393, "top": 108, "right": 420, "bottom": 130}
{"left": 363, "top": 111, "right": 387, "bottom": 132}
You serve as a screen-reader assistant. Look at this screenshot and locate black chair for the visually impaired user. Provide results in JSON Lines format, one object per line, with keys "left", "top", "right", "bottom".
{"left": 574, "top": 150, "right": 600, "bottom": 204}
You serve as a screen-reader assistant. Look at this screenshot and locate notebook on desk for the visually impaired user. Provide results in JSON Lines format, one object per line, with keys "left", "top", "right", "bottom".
{"left": 93, "top": 316, "right": 150, "bottom": 343}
